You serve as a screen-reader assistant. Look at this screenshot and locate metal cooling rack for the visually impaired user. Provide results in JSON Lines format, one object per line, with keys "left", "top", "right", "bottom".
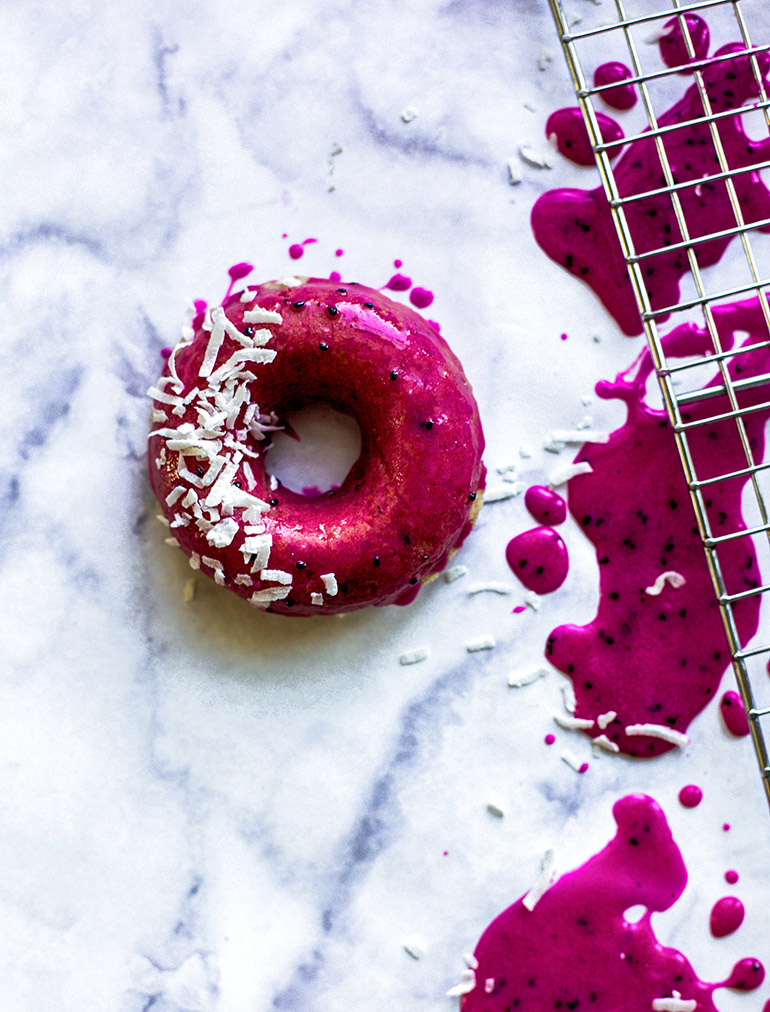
{"left": 546, "top": 0, "right": 770, "bottom": 808}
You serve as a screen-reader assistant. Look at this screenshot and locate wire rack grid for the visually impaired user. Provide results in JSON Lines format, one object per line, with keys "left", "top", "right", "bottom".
{"left": 546, "top": 0, "right": 770, "bottom": 807}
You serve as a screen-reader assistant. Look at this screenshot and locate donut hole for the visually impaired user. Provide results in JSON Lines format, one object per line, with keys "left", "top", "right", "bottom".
{"left": 265, "top": 403, "right": 362, "bottom": 497}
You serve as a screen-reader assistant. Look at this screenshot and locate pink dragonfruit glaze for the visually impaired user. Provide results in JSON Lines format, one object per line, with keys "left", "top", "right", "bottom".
{"left": 678, "top": 784, "right": 703, "bottom": 808}
{"left": 532, "top": 39, "right": 770, "bottom": 334}
{"left": 506, "top": 527, "right": 569, "bottom": 594}
{"left": 710, "top": 895, "right": 745, "bottom": 938}
{"left": 720, "top": 689, "right": 751, "bottom": 737}
{"left": 524, "top": 485, "right": 567, "bottom": 526}
{"left": 462, "top": 795, "right": 764, "bottom": 1012}
{"left": 659, "top": 14, "right": 710, "bottom": 73}
{"left": 594, "top": 61, "right": 637, "bottom": 110}
{"left": 545, "top": 107, "right": 625, "bottom": 166}
{"left": 546, "top": 298, "right": 770, "bottom": 756}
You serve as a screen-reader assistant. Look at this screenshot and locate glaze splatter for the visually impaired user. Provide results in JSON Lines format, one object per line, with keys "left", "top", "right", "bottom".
{"left": 524, "top": 485, "right": 567, "bottom": 526}
{"left": 462, "top": 795, "right": 764, "bottom": 1012}
{"left": 720, "top": 690, "right": 750, "bottom": 737}
{"left": 678, "top": 784, "right": 703, "bottom": 808}
{"left": 546, "top": 299, "right": 769, "bottom": 755}
{"left": 532, "top": 40, "right": 770, "bottom": 334}
{"left": 546, "top": 107, "right": 624, "bottom": 166}
{"left": 594, "top": 61, "right": 637, "bottom": 110}
{"left": 506, "top": 527, "right": 569, "bottom": 594}
{"left": 710, "top": 895, "right": 745, "bottom": 938}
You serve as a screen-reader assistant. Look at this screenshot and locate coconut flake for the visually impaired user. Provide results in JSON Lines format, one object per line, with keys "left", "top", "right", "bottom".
{"left": 446, "top": 969, "right": 476, "bottom": 998}
{"left": 519, "top": 144, "right": 552, "bottom": 169}
{"left": 485, "top": 979, "right": 495, "bottom": 994}
{"left": 561, "top": 681, "right": 577, "bottom": 714}
{"left": 244, "top": 533, "right": 272, "bottom": 572}
{"left": 403, "top": 937, "right": 426, "bottom": 960}
{"left": 234, "top": 574, "right": 252, "bottom": 587}
{"left": 592, "top": 734, "right": 620, "bottom": 754}
{"left": 310, "top": 592, "right": 324, "bottom": 606}
{"left": 645, "top": 571, "right": 686, "bottom": 596}
{"left": 652, "top": 993, "right": 697, "bottom": 1012}
{"left": 554, "top": 714, "right": 595, "bottom": 731}
{"left": 250, "top": 586, "right": 291, "bottom": 608}
{"left": 467, "top": 581, "right": 514, "bottom": 596}
{"left": 551, "top": 429, "right": 610, "bottom": 444}
{"left": 399, "top": 647, "right": 430, "bottom": 665}
{"left": 548, "top": 460, "right": 592, "bottom": 487}
{"left": 321, "top": 572, "right": 338, "bottom": 596}
{"left": 625, "top": 724, "right": 690, "bottom": 747}
{"left": 164, "top": 536, "right": 180, "bottom": 548}
{"left": 466, "top": 635, "right": 496, "bottom": 653}
{"left": 243, "top": 306, "right": 283, "bottom": 325}
{"left": 508, "top": 667, "right": 548, "bottom": 688}
{"left": 189, "top": 552, "right": 201, "bottom": 570}
{"left": 506, "top": 158, "right": 522, "bottom": 185}
{"left": 486, "top": 796, "right": 505, "bottom": 818}
{"left": 523, "top": 849, "right": 558, "bottom": 911}
{"left": 400, "top": 105, "right": 418, "bottom": 123}
{"left": 483, "top": 486, "right": 520, "bottom": 502}
{"left": 199, "top": 314, "right": 226, "bottom": 377}
{"left": 444, "top": 565, "right": 468, "bottom": 583}
{"left": 206, "top": 517, "right": 238, "bottom": 548}
{"left": 597, "top": 710, "right": 617, "bottom": 729}
{"left": 560, "top": 749, "right": 586, "bottom": 772}
{"left": 260, "top": 569, "right": 292, "bottom": 585}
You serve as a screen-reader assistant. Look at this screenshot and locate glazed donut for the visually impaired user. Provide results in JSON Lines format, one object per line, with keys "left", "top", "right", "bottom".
{"left": 148, "top": 276, "right": 485, "bottom": 615}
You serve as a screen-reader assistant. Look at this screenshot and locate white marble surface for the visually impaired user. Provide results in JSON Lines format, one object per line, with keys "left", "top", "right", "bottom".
{"left": 2, "top": 1, "right": 769, "bottom": 1010}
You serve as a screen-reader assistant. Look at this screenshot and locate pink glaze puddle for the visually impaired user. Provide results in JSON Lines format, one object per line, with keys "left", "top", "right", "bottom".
{"left": 660, "top": 14, "right": 710, "bottom": 72}
{"left": 506, "top": 527, "right": 569, "bottom": 594}
{"left": 532, "top": 36, "right": 770, "bottom": 334}
{"left": 462, "top": 795, "right": 764, "bottom": 1012}
{"left": 525, "top": 485, "right": 567, "bottom": 526}
{"left": 546, "top": 298, "right": 770, "bottom": 756}
{"left": 726, "top": 870, "right": 740, "bottom": 885}
{"left": 720, "top": 690, "right": 750, "bottom": 737}
{"left": 678, "top": 784, "right": 703, "bottom": 808}
{"left": 594, "top": 61, "right": 637, "bottom": 110}
{"left": 546, "top": 107, "right": 624, "bottom": 166}
{"left": 711, "top": 895, "right": 745, "bottom": 937}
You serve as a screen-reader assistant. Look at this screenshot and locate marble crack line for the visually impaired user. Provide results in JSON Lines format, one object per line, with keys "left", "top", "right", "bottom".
{"left": 271, "top": 649, "right": 497, "bottom": 1011}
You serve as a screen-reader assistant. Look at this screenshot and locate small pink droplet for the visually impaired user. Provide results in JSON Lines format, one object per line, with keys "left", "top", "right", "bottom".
{"left": 329, "top": 271, "right": 342, "bottom": 282}
{"left": 513, "top": 605, "right": 527, "bottom": 614}
{"left": 335, "top": 248, "right": 344, "bottom": 256}
{"left": 560, "top": 332, "right": 568, "bottom": 341}
{"left": 720, "top": 690, "right": 750, "bottom": 737}
{"left": 160, "top": 347, "right": 172, "bottom": 359}
{"left": 394, "top": 258, "right": 402, "bottom": 268}
{"left": 545, "top": 733, "right": 556, "bottom": 745}
{"left": 409, "top": 286, "right": 434, "bottom": 309}
{"left": 428, "top": 319, "right": 441, "bottom": 332}
{"left": 678, "top": 784, "right": 703, "bottom": 808}
{"left": 725, "top": 869, "right": 739, "bottom": 884}
{"left": 288, "top": 243, "right": 304, "bottom": 260}
{"left": 578, "top": 762, "right": 589, "bottom": 774}
{"left": 302, "top": 237, "right": 318, "bottom": 247}
{"left": 228, "top": 261, "right": 253, "bottom": 281}
{"left": 193, "top": 299, "right": 207, "bottom": 314}
{"left": 723, "top": 823, "right": 731, "bottom": 832}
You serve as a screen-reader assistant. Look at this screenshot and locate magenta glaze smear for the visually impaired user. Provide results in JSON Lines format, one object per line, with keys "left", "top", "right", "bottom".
{"left": 546, "top": 300, "right": 770, "bottom": 756}
{"left": 546, "top": 108, "right": 624, "bottom": 166}
{"left": 594, "top": 61, "right": 637, "bottom": 110}
{"left": 525, "top": 485, "right": 567, "bottom": 526}
{"left": 532, "top": 41, "right": 770, "bottom": 335}
{"left": 463, "top": 795, "right": 764, "bottom": 1012}
{"left": 726, "top": 870, "right": 739, "bottom": 885}
{"left": 660, "top": 14, "right": 710, "bottom": 72}
{"left": 678, "top": 784, "right": 703, "bottom": 808}
{"left": 720, "top": 690, "right": 750, "bottom": 737}
{"left": 506, "top": 527, "right": 569, "bottom": 594}
{"left": 711, "top": 896, "right": 745, "bottom": 938}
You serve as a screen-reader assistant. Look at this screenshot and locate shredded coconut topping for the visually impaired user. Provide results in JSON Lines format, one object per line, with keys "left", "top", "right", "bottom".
{"left": 148, "top": 297, "right": 286, "bottom": 596}
{"left": 651, "top": 993, "right": 696, "bottom": 1012}
{"left": 625, "top": 723, "right": 690, "bottom": 747}
{"left": 399, "top": 647, "right": 430, "bottom": 666}
{"left": 645, "top": 571, "right": 686, "bottom": 596}
{"left": 553, "top": 714, "right": 595, "bottom": 731}
{"left": 523, "top": 848, "right": 558, "bottom": 911}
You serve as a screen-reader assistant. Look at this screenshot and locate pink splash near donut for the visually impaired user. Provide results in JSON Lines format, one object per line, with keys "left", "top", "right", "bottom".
{"left": 148, "top": 275, "right": 485, "bottom": 615}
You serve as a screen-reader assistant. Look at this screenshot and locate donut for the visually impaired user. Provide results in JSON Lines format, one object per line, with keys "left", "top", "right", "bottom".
{"left": 148, "top": 276, "right": 486, "bottom": 615}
